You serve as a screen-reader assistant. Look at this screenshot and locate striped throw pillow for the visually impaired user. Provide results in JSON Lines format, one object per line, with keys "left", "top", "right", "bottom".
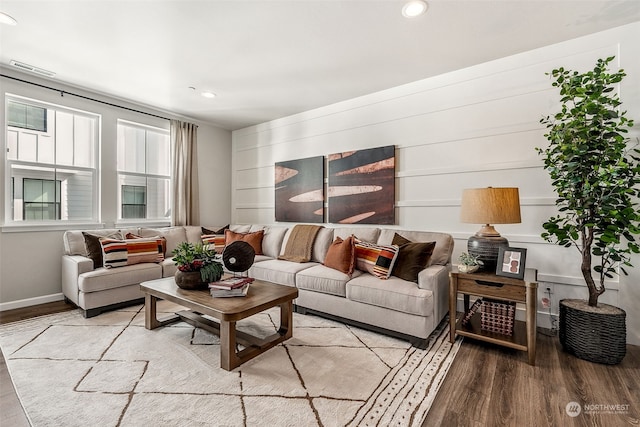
{"left": 101, "top": 238, "right": 164, "bottom": 268}
{"left": 202, "top": 234, "right": 226, "bottom": 254}
{"left": 354, "top": 239, "right": 400, "bottom": 279}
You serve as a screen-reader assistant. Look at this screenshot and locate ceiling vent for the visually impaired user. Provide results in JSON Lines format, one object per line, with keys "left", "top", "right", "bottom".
{"left": 9, "top": 60, "right": 56, "bottom": 78}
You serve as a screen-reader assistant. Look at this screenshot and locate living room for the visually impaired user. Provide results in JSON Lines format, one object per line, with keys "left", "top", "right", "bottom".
{"left": 1, "top": 1, "right": 639, "bottom": 426}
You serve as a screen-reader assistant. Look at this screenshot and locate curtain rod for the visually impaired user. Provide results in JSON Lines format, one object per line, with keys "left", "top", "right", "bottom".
{"left": 1, "top": 73, "right": 170, "bottom": 121}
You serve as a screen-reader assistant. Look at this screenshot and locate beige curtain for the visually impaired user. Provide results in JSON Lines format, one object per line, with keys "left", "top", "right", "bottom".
{"left": 170, "top": 120, "right": 199, "bottom": 226}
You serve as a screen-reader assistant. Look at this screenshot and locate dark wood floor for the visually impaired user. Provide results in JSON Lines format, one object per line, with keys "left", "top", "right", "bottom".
{"left": 1, "top": 302, "right": 639, "bottom": 427}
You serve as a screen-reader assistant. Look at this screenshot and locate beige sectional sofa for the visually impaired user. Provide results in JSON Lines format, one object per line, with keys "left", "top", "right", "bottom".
{"left": 62, "top": 224, "right": 453, "bottom": 345}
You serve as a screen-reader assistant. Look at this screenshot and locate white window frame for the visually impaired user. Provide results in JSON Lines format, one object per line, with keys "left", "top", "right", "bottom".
{"left": 4, "top": 94, "right": 100, "bottom": 228}
{"left": 116, "top": 119, "right": 171, "bottom": 225}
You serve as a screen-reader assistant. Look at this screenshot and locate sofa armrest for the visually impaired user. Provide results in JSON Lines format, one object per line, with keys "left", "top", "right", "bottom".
{"left": 62, "top": 255, "right": 94, "bottom": 305}
{"left": 417, "top": 264, "right": 450, "bottom": 324}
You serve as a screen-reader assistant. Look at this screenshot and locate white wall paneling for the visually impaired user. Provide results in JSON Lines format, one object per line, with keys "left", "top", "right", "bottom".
{"left": 232, "top": 23, "right": 640, "bottom": 344}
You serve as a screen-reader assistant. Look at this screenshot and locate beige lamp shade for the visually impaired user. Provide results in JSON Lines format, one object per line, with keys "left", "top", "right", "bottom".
{"left": 460, "top": 187, "right": 521, "bottom": 237}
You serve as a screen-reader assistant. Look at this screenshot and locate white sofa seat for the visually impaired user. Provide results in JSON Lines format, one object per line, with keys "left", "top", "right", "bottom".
{"left": 296, "top": 265, "right": 362, "bottom": 297}
{"left": 346, "top": 274, "right": 434, "bottom": 316}
{"left": 249, "top": 259, "right": 318, "bottom": 286}
{"left": 78, "top": 263, "right": 162, "bottom": 293}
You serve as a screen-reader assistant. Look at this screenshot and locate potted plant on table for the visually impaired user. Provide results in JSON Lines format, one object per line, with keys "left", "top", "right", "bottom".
{"left": 458, "top": 252, "right": 484, "bottom": 273}
{"left": 537, "top": 56, "right": 640, "bottom": 364}
{"left": 172, "top": 242, "right": 224, "bottom": 290}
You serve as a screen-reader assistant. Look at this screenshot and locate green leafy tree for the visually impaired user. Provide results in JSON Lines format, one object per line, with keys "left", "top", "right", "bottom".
{"left": 538, "top": 56, "right": 640, "bottom": 306}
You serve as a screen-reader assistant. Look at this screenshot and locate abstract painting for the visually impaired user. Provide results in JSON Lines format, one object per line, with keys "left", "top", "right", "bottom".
{"left": 274, "top": 156, "right": 324, "bottom": 223}
{"left": 328, "top": 145, "right": 395, "bottom": 224}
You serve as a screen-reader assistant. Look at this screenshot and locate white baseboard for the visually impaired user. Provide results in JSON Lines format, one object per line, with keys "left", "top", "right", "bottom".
{"left": 0, "top": 293, "right": 65, "bottom": 312}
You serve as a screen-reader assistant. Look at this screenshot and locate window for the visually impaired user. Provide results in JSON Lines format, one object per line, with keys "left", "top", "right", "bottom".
{"left": 7, "top": 100, "right": 47, "bottom": 132}
{"left": 23, "top": 178, "right": 61, "bottom": 220}
{"left": 121, "top": 185, "right": 146, "bottom": 218}
{"left": 117, "top": 120, "right": 170, "bottom": 221}
{"left": 6, "top": 95, "right": 99, "bottom": 223}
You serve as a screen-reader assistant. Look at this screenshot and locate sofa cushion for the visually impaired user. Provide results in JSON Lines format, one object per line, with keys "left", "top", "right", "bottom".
{"left": 138, "top": 227, "right": 188, "bottom": 256}
{"left": 334, "top": 227, "right": 380, "bottom": 243}
{"left": 225, "top": 229, "right": 264, "bottom": 255}
{"left": 390, "top": 234, "right": 436, "bottom": 283}
{"left": 161, "top": 258, "right": 178, "bottom": 277}
{"left": 261, "top": 226, "right": 288, "bottom": 258}
{"left": 230, "top": 224, "right": 252, "bottom": 233}
{"left": 249, "top": 259, "right": 317, "bottom": 286}
{"left": 78, "top": 263, "right": 162, "bottom": 293}
{"left": 346, "top": 274, "right": 434, "bottom": 316}
{"left": 354, "top": 239, "right": 399, "bottom": 279}
{"left": 101, "top": 238, "right": 164, "bottom": 268}
{"left": 296, "top": 265, "right": 362, "bottom": 297}
{"left": 323, "top": 236, "right": 356, "bottom": 275}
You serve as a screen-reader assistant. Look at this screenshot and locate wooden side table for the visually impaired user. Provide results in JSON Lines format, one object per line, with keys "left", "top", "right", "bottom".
{"left": 449, "top": 268, "right": 537, "bottom": 365}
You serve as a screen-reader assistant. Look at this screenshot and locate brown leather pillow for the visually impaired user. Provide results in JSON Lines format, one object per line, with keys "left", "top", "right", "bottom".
{"left": 323, "top": 236, "right": 356, "bottom": 275}
{"left": 224, "top": 229, "right": 264, "bottom": 255}
{"left": 391, "top": 233, "right": 436, "bottom": 283}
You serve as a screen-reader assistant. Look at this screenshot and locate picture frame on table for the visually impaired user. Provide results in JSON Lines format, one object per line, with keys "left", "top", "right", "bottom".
{"left": 496, "top": 247, "right": 527, "bottom": 279}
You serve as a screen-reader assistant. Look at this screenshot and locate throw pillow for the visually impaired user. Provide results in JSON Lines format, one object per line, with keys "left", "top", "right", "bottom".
{"left": 125, "top": 232, "right": 167, "bottom": 256}
{"left": 224, "top": 229, "right": 264, "bottom": 255}
{"left": 202, "top": 225, "right": 229, "bottom": 235}
{"left": 391, "top": 233, "right": 436, "bottom": 283}
{"left": 201, "top": 234, "right": 226, "bottom": 254}
{"left": 323, "top": 235, "right": 356, "bottom": 275}
{"left": 101, "top": 238, "right": 164, "bottom": 268}
{"left": 82, "top": 231, "right": 121, "bottom": 269}
{"left": 354, "top": 238, "right": 399, "bottom": 279}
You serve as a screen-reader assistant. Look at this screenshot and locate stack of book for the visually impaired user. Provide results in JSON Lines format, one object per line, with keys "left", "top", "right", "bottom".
{"left": 480, "top": 299, "right": 516, "bottom": 336}
{"left": 208, "top": 277, "right": 254, "bottom": 298}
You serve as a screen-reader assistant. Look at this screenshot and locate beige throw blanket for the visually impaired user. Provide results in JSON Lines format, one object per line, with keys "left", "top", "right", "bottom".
{"left": 278, "top": 224, "right": 323, "bottom": 263}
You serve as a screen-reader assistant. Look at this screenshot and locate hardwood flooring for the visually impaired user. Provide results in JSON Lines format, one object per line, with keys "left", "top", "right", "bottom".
{"left": 424, "top": 329, "right": 640, "bottom": 426}
{"left": 1, "top": 302, "right": 639, "bottom": 426}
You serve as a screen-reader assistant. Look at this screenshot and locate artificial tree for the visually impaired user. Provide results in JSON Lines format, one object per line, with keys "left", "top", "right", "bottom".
{"left": 538, "top": 56, "right": 640, "bottom": 308}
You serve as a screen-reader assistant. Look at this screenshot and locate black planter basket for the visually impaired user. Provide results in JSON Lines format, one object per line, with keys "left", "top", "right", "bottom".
{"left": 559, "top": 299, "right": 626, "bottom": 365}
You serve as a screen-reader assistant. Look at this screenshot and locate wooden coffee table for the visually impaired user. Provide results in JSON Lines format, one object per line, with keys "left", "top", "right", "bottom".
{"left": 140, "top": 277, "right": 298, "bottom": 371}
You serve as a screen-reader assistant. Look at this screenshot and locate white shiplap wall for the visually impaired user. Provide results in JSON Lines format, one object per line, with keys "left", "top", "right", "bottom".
{"left": 232, "top": 22, "right": 640, "bottom": 344}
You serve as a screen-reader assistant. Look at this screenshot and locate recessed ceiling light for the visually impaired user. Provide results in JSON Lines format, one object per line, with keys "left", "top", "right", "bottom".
{"left": 201, "top": 91, "right": 216, "bottom": 99}
{"left": 0, "top": 11, "right": 17, "bottom": 25}
{"left": 402, "top": 0, "right": 428, "bottom": 18}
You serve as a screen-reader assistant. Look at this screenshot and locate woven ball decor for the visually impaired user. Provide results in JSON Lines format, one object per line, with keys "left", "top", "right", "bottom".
{"left": 222, "top": 241, "right": 255, "bottom": 273}
{"left": 559, "top": 299, "right": 626, "bottom": 365}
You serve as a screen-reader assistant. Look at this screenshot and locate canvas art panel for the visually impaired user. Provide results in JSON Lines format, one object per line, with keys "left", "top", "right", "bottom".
{"left": 328, "top": 145, "right": 395, "bottom": 224}
{"left": 274, "top": 156, "right": 324, "bottom": 223}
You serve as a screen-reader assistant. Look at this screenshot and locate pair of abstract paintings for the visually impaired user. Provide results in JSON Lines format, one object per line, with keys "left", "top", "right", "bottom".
{"left": 274, "top": 145, "right": 395, "bottom": 225}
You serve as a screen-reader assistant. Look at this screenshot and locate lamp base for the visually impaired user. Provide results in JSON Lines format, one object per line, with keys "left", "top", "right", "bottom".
{"left": 467, "top": 235, "right": 509, "bottom": 272}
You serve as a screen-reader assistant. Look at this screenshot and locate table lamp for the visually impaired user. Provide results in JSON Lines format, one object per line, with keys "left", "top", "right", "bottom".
{"left": 460, "top": 187, "right": 521, "bottom": 271}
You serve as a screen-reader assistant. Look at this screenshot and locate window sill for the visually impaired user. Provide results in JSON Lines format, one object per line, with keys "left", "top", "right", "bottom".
{"left": 1, "top": 222, "right": 105, "bottom": 233}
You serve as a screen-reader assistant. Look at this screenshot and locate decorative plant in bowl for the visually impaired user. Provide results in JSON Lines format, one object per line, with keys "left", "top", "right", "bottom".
{"left": 172, "top": 242, "right": 224, "bottom": 290}
{"left": 458, "top": 252, "right": 483, "bottom": 273}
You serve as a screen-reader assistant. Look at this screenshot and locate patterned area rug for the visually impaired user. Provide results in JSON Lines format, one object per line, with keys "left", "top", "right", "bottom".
{"left": 0, "top": 301, "right": 461, "bottom": 427}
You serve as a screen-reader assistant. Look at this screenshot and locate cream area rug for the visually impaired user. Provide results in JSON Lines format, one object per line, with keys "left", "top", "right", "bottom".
{"left": 0, "top": 301, "right": 461, "bottom": 427}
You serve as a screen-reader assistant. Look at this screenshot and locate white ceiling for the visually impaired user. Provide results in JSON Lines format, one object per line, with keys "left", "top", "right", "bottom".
{"left": 1, "top": 1, "right": 639, "bottom": 130}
